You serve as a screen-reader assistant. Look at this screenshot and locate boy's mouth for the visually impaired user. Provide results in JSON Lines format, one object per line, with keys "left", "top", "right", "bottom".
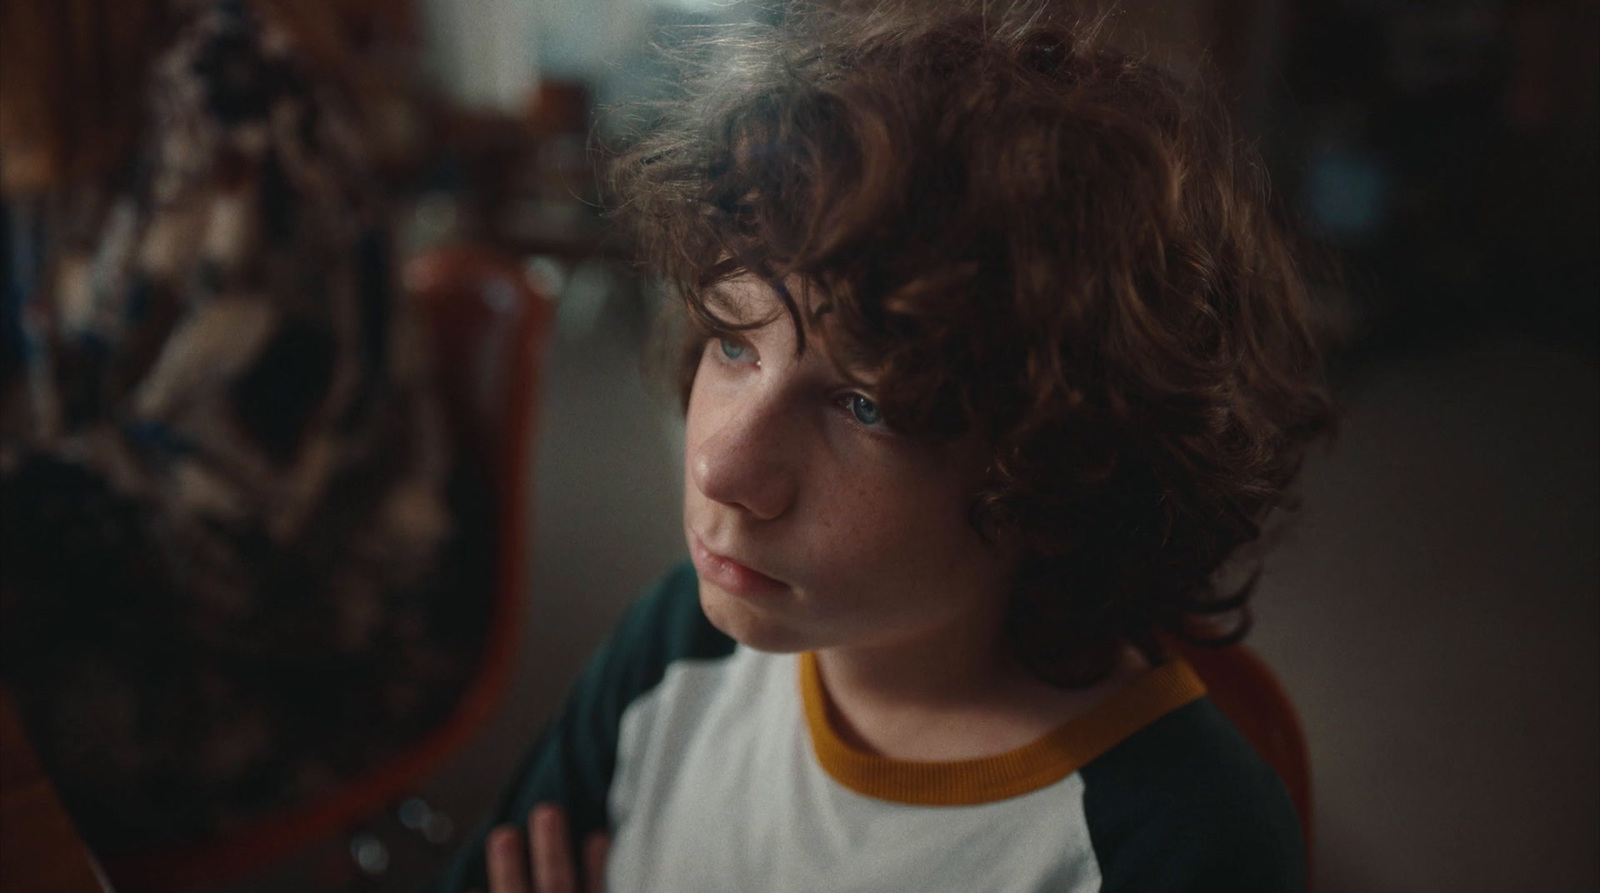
{"left": 690, "top": 535, "right": 788, "bottom": 597}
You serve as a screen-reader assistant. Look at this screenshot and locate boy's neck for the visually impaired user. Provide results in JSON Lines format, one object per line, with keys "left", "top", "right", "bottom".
{"left": 811, "top": 614, "right": 1149, "bottom": 763}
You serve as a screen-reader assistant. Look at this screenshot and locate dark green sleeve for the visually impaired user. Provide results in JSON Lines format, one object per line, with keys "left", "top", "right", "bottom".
{"left": 1080, "top": 698, "right": 1308, "bottom": 893}
{"left": 424, "top": 561, "right": 732, "bottom": 893}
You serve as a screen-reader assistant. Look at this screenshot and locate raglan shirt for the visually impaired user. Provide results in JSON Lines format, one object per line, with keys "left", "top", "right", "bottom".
{"left": 429, "top": 563, "right": 1305, "bottom": 892}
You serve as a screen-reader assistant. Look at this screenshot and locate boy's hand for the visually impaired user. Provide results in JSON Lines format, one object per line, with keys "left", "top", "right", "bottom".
{"left": 473, "top": 804, "right": 609, "bottom": 893}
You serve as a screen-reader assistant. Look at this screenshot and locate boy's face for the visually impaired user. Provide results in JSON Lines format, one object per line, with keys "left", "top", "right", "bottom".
{"left": 683, "top": 276, "right": 1016, "bottom": 655}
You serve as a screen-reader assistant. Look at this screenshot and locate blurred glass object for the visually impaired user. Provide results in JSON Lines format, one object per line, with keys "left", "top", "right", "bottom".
{"left": 419, "top": 0, "right": 540, "bottom": 112}
{"left": 417, "top": 0, "right": 753, "bottom": 114}
{"left": 1304, "top": 145, "right": 1393, "bottom": 244}
{"left": 406, "top": 191, "right": 464, "bottom": 255}
{"left": 397, "top": 796, "right": 431, "bottom": 831}
{"left": 397, "top": 795, "right": 456, "bottom": 844}
{"left": 524, "top": 255, "right": 569, "bottom": 299}
{"left": 350, "top": 833, "right": 391, "bottom": 876}
{"left": 422, "top": 810, "right": 456, "bottom": 845}
{"left": 557, "top": 258, "right": 620, "bottom": 340}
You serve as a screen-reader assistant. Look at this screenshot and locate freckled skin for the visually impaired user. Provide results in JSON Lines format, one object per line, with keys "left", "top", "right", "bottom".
{"left": 682, "top": 276, "right": 1015, "bottom": 658}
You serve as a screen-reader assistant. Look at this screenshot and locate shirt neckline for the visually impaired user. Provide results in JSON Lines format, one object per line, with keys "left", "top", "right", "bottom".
{"left": 797, "top": 651, "right": 1206, "bottom": 806}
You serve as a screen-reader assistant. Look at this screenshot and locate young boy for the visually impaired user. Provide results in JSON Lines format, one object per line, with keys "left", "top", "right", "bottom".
{"left": 433, "top": 2, "right": 1335, "bottom": 891}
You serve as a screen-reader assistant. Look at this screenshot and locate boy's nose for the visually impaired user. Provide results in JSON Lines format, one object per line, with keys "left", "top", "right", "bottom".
{"left": 689, "top": 402, "right": 799, "bottom": 522}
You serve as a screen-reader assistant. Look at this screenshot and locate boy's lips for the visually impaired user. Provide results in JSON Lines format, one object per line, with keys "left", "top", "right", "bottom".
{"left": 690, "top": 535, "right": 788, "bottom": 597}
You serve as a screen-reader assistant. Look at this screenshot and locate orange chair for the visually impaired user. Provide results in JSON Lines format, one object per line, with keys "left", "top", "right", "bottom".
{"left": 101, "top": 245, "right": 554, "bottom": 892}
{"left": 1165, "top": 637, "right": 1314, "bottom": 867}
{"left": 0, "top": 686, "right": 113, "bottom": 893}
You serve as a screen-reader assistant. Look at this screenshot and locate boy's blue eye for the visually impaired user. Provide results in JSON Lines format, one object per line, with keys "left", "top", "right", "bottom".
{"left": 847, "top": 393, "right": 883, "bottom": 427}
{"left": 718, "top": 339, "right": 748, "bottom": 361}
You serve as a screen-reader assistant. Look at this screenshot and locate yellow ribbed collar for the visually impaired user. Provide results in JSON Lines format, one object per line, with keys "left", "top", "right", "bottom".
{"left": 798, "top": 652, "right": 1206, "bottom": 806}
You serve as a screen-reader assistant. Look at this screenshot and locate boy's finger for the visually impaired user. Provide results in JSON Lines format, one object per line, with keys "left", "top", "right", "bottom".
{"left": 486, "top": 825, "right": 532, "bottom": 893}
{"left": 582, "top": 831, "right": 611, "bottom": 893}
{"left": 530, "top": 804, "right": 576, "bottom": 893}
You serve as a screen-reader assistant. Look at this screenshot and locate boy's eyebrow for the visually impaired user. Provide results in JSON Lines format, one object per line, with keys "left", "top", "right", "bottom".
{"left": 698, "top": 282, "right": 760, "bottom": 326}
{"left": 701, "top": 277, "right": 802, "bottom": 332}
{"left": 834, "top": 353, "right": 882, "bottom": 388}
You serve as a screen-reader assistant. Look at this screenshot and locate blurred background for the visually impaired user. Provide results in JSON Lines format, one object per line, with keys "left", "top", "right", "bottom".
{"left": 0, "top": 0, "right": 1594, "bottom": 891}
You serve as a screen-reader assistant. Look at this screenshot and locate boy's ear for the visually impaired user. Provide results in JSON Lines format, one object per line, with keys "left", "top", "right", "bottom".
{"left": 965, "top": 490, "right": 1024, "bottom": 560}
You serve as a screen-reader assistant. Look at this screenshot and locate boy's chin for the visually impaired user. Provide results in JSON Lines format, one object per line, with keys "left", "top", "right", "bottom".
{"left": 697, "top": 579, "right": 811, "bottom": 654}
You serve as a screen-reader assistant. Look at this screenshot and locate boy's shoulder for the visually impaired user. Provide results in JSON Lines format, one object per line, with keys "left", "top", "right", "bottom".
{"left": 1080, "top": 695, "right": 1308, "bottom": 892}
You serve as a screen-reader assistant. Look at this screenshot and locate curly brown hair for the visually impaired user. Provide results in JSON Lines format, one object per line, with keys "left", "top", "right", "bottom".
{"left": 608, "top": 0, "right": 1339, "bottom": 686}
